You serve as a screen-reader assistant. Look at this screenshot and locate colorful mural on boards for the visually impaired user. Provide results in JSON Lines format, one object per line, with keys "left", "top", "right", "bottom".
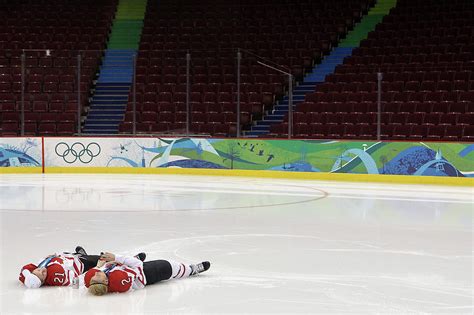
{"left": 40, "top": 138, "right": 474, "bottom": 177}
{"left": 0, "top": 138, "right": 42, "bottom": 167}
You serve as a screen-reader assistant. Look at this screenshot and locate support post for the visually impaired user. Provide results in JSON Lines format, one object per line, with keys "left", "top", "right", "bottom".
{"left": 186, "top": 52, "right": 191, "bottom": 136}
{"left": 255, "top": 60, "right": 293, "bottom": 139}
{"left": 21, "top": 53, "right": 25, "bottom": 136}
{"left": 77, "top": 53, "right": 82, "bottom": 136}
{"left": 377, "top": 72, "right": 383, "bottom": 141}
{"left": 236, "top": 49, "right": 241, "bottom": 138}
{"left": 288, "top": 74, "right": 293, "bottom": 139}
{"left": 132, "top": 54, "right": 137, "bottom": 135}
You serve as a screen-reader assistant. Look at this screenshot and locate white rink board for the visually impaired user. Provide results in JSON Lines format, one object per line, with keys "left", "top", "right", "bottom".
{"left": 0, "top": 137, "right": 42, "bottom": 167}
{"left": 43, "top": 137, "right": 219, "bottom": 168}
{"left": 43, "top": 137, "right": 160, "bottom": 167}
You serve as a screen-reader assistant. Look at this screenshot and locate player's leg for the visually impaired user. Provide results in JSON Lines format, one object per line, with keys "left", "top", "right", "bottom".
{"left": 143, "top": 259, "right": 211, "bottom": 285}
{"left": 79, "top": 255, "right": 101, "bottom": 271}
{"left": 143, "top": 260, "right": 173, "bottom": 285}
{"left": 74, "top": 246, "right": 101, "bottom": 271}
{"left": 76, "top": 246, "right": 147, "bottom": 271}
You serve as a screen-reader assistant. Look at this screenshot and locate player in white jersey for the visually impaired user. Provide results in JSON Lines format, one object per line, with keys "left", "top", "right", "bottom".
{"left": 84, "top": 252, "right": 210, "bottom": 296}
{"left": 19, "top": 246, "right": 101, "bottom": 289}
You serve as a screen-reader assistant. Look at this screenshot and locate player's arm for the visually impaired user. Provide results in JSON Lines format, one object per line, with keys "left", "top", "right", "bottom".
{"left": 36, "top": 254, "right": 57, "bottom": 267}
{"left": 101, "top": 252, "right": 143, "bottom": 269}
{"left": 115, "top": 255, "right": 143, "bottom": 269}
{"left": 19, "top": 264, "right": 38, "bottom": 285}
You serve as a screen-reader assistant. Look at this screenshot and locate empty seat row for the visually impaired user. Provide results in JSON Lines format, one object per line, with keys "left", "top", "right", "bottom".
{"left": 0, "top": 42, "right": 106, "bottom": 51}
{"left": 0, "top": 56, "right": 99, "bottom": 68}
{"left": 307, "top": 91, "right": 474, "bottom": 103}
{"left": 130, "top": 91, "right": 272, "bottom": 104}
{"left": 0, "top": 101, "right": 82, "bottom": 113}
{"left": 288, "top": 112, "right": 473, "bottom": 126}
{"left": 123, "top": 111, "right": 249, "bottom": 125}
{"left": 345, "top": 53, "right": 474, "bottom": 66}
{"left": 1, "top": 112, "right": 76, "bottom": 123}
{"left": 353, "top": 44, "right": 474, "bottom": 56}
{"left": 317, "top": 81, "right": 474, "bottom": 93}
{"left": 335, "top": 62, "right": 474, "bottom": 73}
{"left": 327, "top": 71, "right": 473, "bottom": 83}
{"left": 119, "top": 121, "right": 232, "bottom": 136}
{"left": 135, "top": 73, "right": 289, "bottom": 85}
{"left": 0, "top": 74, "right": 87, "bottom": 83}
{"left": 125, "top": 100, "right": 263, "bottom": 116}
{"left": 298, "top": 100, "right": 473, "bottom": 114}
{"left": 0, "top": 82, "right": 88, "bottom": 93}
{"left": 0, "top": 122, "right": 76, "bottom": 136}
{"left": 133, "top": 82, "right": 284, "bottom": 96}
{"left": 269, "top": 123, "right": 473, "bottom": 141}
{"left": 0, "top": 92, "right": 87, "bottom": 103}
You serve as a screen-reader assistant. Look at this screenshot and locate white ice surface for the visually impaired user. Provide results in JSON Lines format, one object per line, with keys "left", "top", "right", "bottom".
{"left": 0, "top": 174, "right": 472, "bottom": 314}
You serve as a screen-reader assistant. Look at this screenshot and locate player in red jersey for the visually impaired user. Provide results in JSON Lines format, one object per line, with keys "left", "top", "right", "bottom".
{"left": 84, "top": 252, "right": 210, "bottom": 296}
{"left": 19, "top": 246, "right": 101, "bottom": 289}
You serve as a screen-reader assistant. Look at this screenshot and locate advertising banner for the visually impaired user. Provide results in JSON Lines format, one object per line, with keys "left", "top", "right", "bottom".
{"left": 42, "top": 137, "right": 474, "bottom": 178}
{"left": 0, "top": 137, "right": 42, "bottom": 168}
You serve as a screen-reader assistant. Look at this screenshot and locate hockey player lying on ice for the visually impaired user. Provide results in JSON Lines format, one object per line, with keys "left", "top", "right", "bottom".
{"left": 19, "top": 246, "right": 101, "bottom": 289}
{"left": 84, "top": 252, "right": 211, "bottom": 296}
{"left": 19, "top": 247, "right": 147, "bottom": 289}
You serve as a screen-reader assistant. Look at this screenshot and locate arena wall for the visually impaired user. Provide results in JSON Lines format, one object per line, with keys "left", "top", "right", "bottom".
{"left": 1, "top": 137, "right": 473, "bottom": 186}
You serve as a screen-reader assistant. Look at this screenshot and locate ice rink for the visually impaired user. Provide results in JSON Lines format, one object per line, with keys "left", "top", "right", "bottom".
{"left": 0, "top": 173, "right": 472, "bottom": 314}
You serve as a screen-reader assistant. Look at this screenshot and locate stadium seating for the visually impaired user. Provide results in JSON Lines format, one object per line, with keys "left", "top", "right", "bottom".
{"left": 0, "top": 0, "right": 117, "bottom": 136}
{"left": 119, "top": 0, "right": 373, "bottom": 136}
{"left": 269, "top": 0, "right": 474, "bottom": 141}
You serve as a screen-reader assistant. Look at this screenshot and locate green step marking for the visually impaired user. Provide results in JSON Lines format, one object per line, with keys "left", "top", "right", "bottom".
{"left": 107, "top": 0, "right": 147, "bottom": 49}
{"left": 340, "top": 0, "right": 398, "bottom": 48}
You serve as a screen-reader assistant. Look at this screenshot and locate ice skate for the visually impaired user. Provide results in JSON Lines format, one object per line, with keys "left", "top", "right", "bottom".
{"left": 75, "top": 246, "right": 87, "bottom": 256}
{"left": 135, "top": 252, "right": 146, "bottom": 262}
{"left": 190, "top": 261, "right": 210, "bottom": 275}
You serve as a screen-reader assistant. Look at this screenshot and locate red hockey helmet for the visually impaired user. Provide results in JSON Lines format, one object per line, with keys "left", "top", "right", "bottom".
{"left": 84, "top": 268, "right": 100, "bottom": 287}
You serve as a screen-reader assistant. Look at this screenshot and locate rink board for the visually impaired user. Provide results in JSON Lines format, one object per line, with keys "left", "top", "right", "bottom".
{"left": 1, "top": 137, "right": 473, "bottom": 185}
{"left": 0, "top": 137, "right": 43, "bottom": 172}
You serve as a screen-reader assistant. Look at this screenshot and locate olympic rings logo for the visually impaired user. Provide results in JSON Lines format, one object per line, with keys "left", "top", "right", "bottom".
{"left": 55, "top": 142, "right": 101, "bottom": 164}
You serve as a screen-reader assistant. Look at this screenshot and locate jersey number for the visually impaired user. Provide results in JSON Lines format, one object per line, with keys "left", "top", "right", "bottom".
{"left": 121, "top": 277, "right": 132, "bottom": 286}
{"left": 53, "top": 272, "right": 65, "bottom": 283}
